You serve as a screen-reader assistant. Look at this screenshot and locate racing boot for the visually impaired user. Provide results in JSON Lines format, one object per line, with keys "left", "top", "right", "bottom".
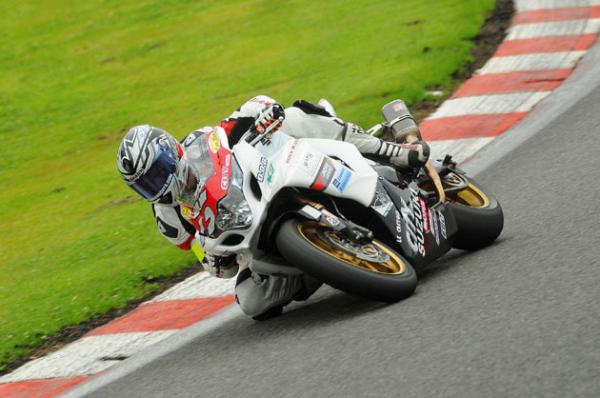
{"left": 336, "top": 121, "right": 429, "bottom": 169}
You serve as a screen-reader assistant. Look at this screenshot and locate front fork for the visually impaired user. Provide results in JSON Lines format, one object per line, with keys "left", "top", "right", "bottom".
{"left": 295, "top": 199, "right": 373, "bottom": 245}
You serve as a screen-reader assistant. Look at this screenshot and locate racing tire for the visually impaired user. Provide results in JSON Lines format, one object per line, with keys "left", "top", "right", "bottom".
{"left": 276, "top": 219, "right": 417, "bottom": 302}
{"left": 447, "top": 177, "right": 504, "bottom": 250}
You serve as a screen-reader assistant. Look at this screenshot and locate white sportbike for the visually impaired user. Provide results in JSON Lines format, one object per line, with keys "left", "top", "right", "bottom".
{"left": 178, "top": 102, "right": 504, "bottom": 302}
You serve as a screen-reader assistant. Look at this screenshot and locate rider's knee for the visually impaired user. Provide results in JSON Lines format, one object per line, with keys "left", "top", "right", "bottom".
{"left": 234, "top": 269, "right": 281, "bottom": 317}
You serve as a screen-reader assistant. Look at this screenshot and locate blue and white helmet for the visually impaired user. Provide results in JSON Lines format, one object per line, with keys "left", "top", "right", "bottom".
{"left": 117, "top": 125, "right": 181, "bottom": 205}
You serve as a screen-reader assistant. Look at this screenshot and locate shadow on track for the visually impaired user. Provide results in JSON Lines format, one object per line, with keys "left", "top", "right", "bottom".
{"left": 416, "top": 237, "right": 508, "bottom": 283}
{"left": 237, "top": 238, "right": 510, "bottom": 330}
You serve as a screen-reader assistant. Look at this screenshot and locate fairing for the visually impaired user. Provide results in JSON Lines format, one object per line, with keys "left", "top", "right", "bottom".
{"left": 177, "top": 128, "right": 233, "bottom": 237}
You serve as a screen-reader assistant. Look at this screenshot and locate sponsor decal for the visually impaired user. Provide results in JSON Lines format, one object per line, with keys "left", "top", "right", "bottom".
{"left": 285, "top": 140, "right": 299, "bottom": 164}
{"left": 393, "top": 102, "right": 407, "bottom": 112}
{"left": 302, "top": 151, "right": 320, "bottom": 176}
{"left": 430, "top": 209, "right": 440, "bottom": 245}
{"left": 371, "top": 189, "right": 393, "bottom": 217}
{"left": 332, "top": 166, "right": 352, "bottom": 192}
{"left": 131, "top": 168, "right": 144, "bottom": 181}
{"left": 400, "top": 186, "right": 426, "bottom": 256}
{"left": 394, "top": 210, "right": 403, "bottom": 244}
{"left": 266, "top": 164, "right": 275, "bottom": 185}
{"left": 348, "top": 123, "right": 366, "bottom": 135}
{"left": 256, "top": 156, "right": 268, "bottom": 183}
{"left": 220, "top": 154, "right": 232, "bottom": 190}
{"left": 439, "top": 212, "right": 447, "bottom": 240}
{"left": 324, "top": 214, "right": 340, "bottom": 227}
{"left": 180, "top": 205, "right": 196, "bottom": 219}
{"left": 420, "top": 197, "right": 430, "bottom": 234}
{"left": 320, "top": 159, "right": 336, "bottom": 182}
{"left": 310, "top": 158, "right": 336, "bottom": 191}
{"left": 209, "top": 131, "right": 220, "bottom": 153}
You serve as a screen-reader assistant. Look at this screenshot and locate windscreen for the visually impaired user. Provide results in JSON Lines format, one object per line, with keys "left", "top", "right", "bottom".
{"left": 175, "top": 138, "right": 215, "bottom": 208}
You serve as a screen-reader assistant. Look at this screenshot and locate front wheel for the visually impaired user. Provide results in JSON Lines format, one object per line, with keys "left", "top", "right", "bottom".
{"left": 276, "top": 219, "right": 417, "bottom": 302}
{"left": 444, "top": 173, "right": 504, "bottom": 250}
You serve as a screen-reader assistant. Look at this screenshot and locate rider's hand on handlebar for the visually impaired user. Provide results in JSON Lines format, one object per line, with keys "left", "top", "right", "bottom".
{"left": 205, "top": 253, "right": 239, "bottom": 279}
{"left": 389, "top": 140, "right": 430, "bottom": 169}
{"left": 254, "top": 103, "right": 285, "bottom": 135}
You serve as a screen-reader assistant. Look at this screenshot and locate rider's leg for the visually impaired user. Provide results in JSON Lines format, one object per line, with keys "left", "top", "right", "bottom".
{"left": 280, "top": 106, "right": 429, "bottom": 168}
{"left": 234, "top": 268, "right": 321, "bottom": 320}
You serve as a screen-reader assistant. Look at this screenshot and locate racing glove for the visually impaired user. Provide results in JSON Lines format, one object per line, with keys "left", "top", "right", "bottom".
{"left": 205, "top": 253, "right": 239, "bottom": 279}
{"left": 379, "top": 140, "right": 430, "bottom": 168}
{"left": 254, "top": 103, "right": 285, "bottom": 135}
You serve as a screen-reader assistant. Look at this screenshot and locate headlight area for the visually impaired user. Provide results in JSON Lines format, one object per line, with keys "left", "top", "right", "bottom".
{"left": 215, "top": 184, "right": 253, "bottom": 231}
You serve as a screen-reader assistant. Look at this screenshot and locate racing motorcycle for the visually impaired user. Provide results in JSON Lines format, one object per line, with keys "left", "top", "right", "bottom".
{"left": 177, "top": 100, "right": 504, "bottom": 302}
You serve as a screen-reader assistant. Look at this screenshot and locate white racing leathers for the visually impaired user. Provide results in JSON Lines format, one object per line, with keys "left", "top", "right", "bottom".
{"left": 223, "top": 96, "right": 429, "bottom": 168}
{"left": 151, "top": 95, "right": 428, "bottom": 318}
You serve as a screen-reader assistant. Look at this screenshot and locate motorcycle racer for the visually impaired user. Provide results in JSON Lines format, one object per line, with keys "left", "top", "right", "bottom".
{"left": 117, "top": 95, "right": 430, "bottom": 319}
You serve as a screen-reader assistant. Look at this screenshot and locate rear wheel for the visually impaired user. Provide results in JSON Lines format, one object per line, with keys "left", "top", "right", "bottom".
{"left": 444, "top": 173, "right": 504, "bottom": 250}
{"left": 276, "top": 219, "right": 417, "bottom": 302}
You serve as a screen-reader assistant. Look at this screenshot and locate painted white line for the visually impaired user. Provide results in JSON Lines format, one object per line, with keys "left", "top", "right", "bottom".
{"left": 478, "top": 51, "right": 586, "bottom": 73}
{"left": 428, "top": 92, "right": 551, "bottom": 119}
{"left": 150, "top": 272, "right": 235, "bottom": 302}
{"left": 515, "top": 0, "right": 598, "bottom": 11}
{"left": 0, "top": 331, "right": 176, "bottom": 382}
{"left": 507, "top": 19, "right": 600, "bottom": 40}
{"left": 430, "top": 137, "right": 495, "bottom": 164}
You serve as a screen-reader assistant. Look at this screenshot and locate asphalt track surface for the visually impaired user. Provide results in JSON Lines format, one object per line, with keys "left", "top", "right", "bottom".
{"left": 81, "top": 67, "right": 600, "bottom": 398}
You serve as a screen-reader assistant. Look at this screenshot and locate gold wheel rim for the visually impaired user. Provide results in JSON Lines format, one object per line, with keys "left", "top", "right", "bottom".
{"left": 296, "top": 222, "right": 407, "bottom": 275}
{"left": 421, "top": 173, "right": 491, "bottom": 209}
{"left": 451, "top": 183, "right": 490, "bottom": 208}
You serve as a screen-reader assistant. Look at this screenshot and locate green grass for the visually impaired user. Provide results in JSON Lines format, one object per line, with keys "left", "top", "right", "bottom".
{"left": 0, "top": 0, "right": 494, "bottom": 370}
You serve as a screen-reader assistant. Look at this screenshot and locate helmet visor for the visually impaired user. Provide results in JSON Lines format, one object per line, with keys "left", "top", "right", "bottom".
{"left": 129, "top": 143, "right": 177, "bottom": 201}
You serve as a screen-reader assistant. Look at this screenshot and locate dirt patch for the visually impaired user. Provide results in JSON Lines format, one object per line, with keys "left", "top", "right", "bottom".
{"left": 0, "top": 0, "right": 514, "bottom": 377}
{"left": 412, "top": 0, "right": 514, "bottom": 122}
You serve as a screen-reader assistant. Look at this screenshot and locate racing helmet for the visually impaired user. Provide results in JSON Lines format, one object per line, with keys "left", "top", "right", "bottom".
{"left": 116, "top": 125, "right": 182, "bottom": 205}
